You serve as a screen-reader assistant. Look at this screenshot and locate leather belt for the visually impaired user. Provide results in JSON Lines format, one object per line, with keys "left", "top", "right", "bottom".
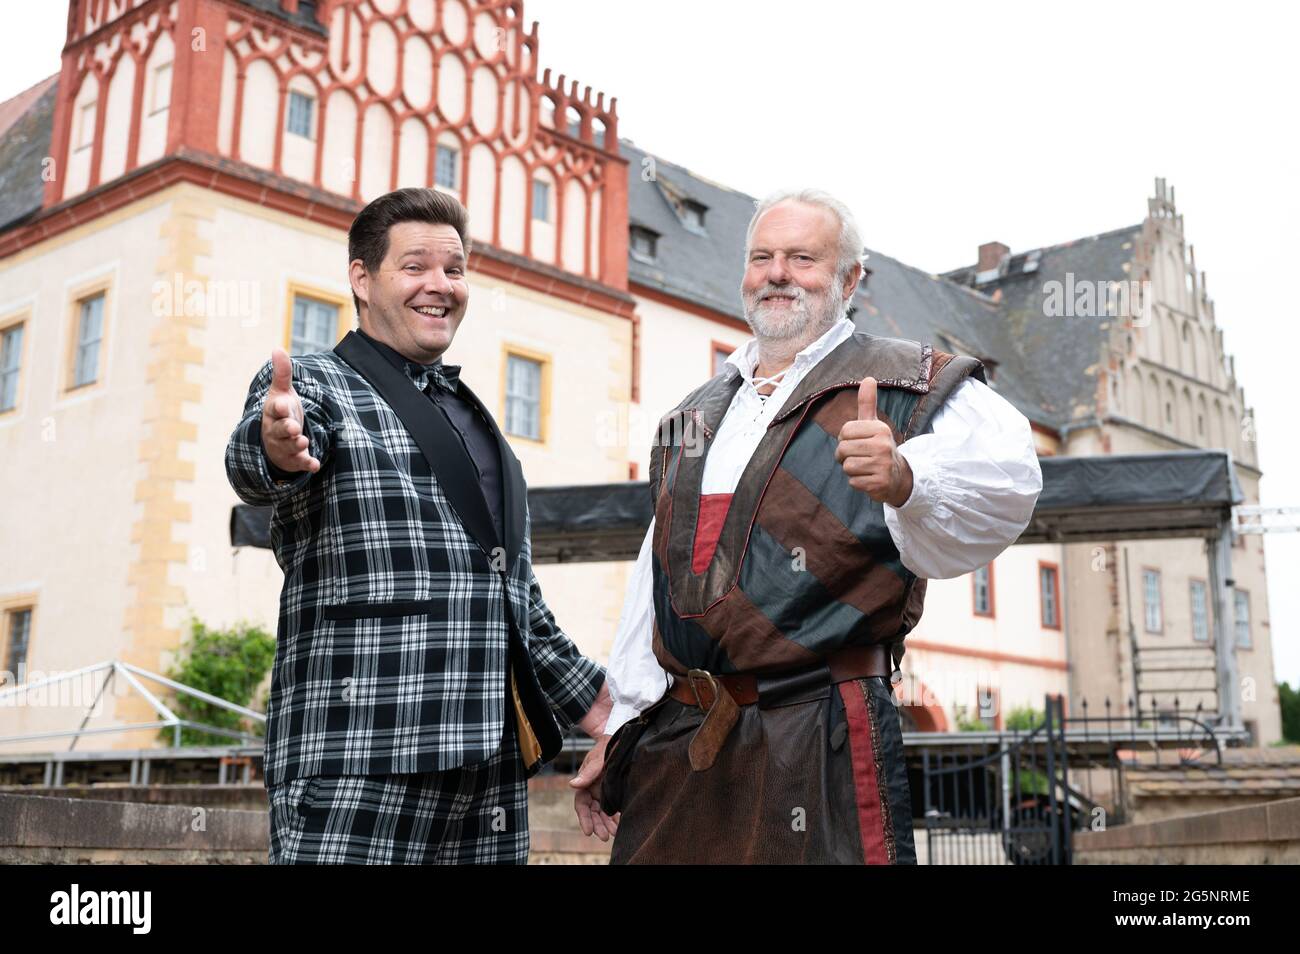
{"left": 668, "top": 643, "right": 892, "bottom": 710}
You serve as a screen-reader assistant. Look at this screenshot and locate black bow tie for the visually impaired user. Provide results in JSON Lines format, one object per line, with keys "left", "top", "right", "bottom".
{"left": 406, "top": 361, "right": 461, "bottom": 394}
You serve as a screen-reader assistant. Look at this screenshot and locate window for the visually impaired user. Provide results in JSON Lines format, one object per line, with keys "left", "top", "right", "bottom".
{"left": 1190, "top": 580, "right": 1209, "bottom": 642}
{"left": 973, "top": 564, "right": 994, "bottom": 617}
{"left": 712, "top": 342, "right": 732, "bottom": 377}
{"left": 0, "top": 322, "right": 23, "bottom": 412}
{"left": 532, "top": 180, "right": 551, "bottom": 222}
{"left": 287, "top": 90, "right": 315, "bottom": 139}
{"left": 682, "top": 200, "right": 707, "bottom": 232}
{"left": 149, "top": 62, "right": 172, "bottom": 115}
{"left": 1234, "top": 589, "right": 1251, "bottom": 649}
{"left": 505, "top": 353, "right": 543, "bottom": 440}
{"left": 3, "top": 607, "right": 32, "bottom": 682}
{"left": 630, "top": 226, "right": 658, "bottom": 262}
{"left": 435, "top": 144, "right": 459, "bottom": 190}
{"left": 77, "top": 100, "right": 96, "bottom": 150}
{"left": 1143, "top": 568, "right": 1162, "bottom": 633}
{"left": 1039, "top": 563, "right": 1060, "bottom": 629}
{"left": 290, "top": 294, "right": 340, "bottom": 355}
{"left": 72, "top": 294, "right": 105, "bottom": 388}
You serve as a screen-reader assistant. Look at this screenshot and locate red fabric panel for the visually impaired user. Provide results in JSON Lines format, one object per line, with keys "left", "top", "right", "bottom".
{"left": 691, "top": 493, "right": 733, "bottom": 574}
{"left": 839, "top": 680, "right": 890, "bottom": 864}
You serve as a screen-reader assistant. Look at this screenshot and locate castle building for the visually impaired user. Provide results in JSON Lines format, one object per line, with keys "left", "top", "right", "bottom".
{"left": 0, "top": 0, "right": 1277, "bottom": 750}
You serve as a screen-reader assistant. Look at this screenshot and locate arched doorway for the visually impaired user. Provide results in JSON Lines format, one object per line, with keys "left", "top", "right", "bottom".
{"left": 893, "top": 676, "right": 948, "bottom": 732}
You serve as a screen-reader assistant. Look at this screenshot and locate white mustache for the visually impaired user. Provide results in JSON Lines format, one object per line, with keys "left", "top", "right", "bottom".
{"left": 748, "top": 285, "right": 808, "bottom": 305}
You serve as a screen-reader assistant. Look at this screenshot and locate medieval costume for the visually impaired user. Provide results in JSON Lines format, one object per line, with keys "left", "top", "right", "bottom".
{"left": 601, "top": 316, "right": 1041, "bottom": 864}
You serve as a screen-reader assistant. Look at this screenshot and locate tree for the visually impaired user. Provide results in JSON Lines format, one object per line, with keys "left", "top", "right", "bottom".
{"left": 158, "top": 618, "right": 275, "bottom": 747}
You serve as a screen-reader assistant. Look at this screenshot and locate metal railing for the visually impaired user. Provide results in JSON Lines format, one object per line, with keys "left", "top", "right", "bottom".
{"left": 0, "top": 660, "right": 265, "bottom": 750}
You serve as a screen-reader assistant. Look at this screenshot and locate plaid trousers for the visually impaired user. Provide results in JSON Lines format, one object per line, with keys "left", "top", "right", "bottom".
{"left": 267, "top": 714, "right": 529, "bottom": 864}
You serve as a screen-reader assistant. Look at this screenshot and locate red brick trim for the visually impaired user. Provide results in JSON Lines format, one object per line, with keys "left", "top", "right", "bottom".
{"left": 1, "top": 152, "right": 636, "bottom": 320}
{"left": 904, "top": 639, "right": 1069, "bottom": 671}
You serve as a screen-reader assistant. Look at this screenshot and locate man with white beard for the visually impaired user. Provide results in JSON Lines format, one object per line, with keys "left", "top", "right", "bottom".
{"left": 570, "top": 189, "right": 1043, "bottom": 864}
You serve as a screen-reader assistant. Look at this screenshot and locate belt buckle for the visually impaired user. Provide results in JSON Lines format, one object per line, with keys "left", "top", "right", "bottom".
{"left": 686, "top": 669, "right": 719, "bottom": 711}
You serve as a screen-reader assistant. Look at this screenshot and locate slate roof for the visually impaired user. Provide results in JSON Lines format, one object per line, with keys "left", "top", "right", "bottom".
{"left": 943, "top": 224, "right": 1145, "bottom": 429}
{"left": 851, "top": 245, "right": 1056, "bottom": 428}
{"left": 0, "top": 75, "right": 57, "bottom": 233}
{"left": 620, "top": 139, "right": 757, "bottom": 320}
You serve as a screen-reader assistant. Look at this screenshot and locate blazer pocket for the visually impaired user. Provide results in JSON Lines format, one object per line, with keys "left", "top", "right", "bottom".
{"left": 322, "top": 599, "right": 441, "bottom": 620}
{"left": 295, "top": 776, "right": 325, "bottom": 819}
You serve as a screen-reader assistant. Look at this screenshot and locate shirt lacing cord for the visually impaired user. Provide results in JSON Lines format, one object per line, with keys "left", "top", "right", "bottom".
{"left": 750, "top": 368, "right": 788, "bottom": 396}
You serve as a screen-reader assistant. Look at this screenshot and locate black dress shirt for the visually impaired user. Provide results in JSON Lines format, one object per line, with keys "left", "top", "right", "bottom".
{"left": 355, "top": 329, "right": 505, "bottom": 546}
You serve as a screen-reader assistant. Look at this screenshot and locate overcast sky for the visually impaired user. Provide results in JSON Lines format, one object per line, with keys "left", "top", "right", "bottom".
{"left": 3, "top": 1, "right": 1295, "bottom": 687}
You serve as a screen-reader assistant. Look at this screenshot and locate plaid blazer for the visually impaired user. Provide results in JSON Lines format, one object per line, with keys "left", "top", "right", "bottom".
{"left": 225, "top": 331, "right": 605, "bottom": 788}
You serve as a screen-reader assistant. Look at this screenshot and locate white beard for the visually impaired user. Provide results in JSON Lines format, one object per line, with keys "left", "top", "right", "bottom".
{"left": 741, "top": 278, "right": 844, "bottom": 342}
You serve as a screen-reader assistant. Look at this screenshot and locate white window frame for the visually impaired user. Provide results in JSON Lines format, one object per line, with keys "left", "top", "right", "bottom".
{"left": 504, "top": 352, "right": 543, "bottom": 441}
{"left": 286, "top": 90, "right": 315, "bottom": 139}
{"left": 1143, "top": 568, "right": 1162, "bottom": 634}
{"left": 72, "top": 294, "right": 105, "bottom": 388}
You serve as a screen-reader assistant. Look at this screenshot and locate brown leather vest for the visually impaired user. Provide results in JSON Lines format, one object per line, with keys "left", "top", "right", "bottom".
{"left": 647, "top": 332, "right": 983, "bottom": 677}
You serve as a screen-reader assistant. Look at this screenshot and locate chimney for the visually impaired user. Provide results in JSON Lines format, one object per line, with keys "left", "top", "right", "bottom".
{"left": 977, "top": 242, "right": 1010, "bottom": 274}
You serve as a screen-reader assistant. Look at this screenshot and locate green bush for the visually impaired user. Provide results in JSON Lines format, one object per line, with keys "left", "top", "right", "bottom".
{"left": 158, "top": 618, "right": 275, "bottom": 747}
{"left": 955, "top": 709, "right": 990, "bottom": 732}
{"left": 1005, "top": 704, "right": 1045, "bottom": 732}
{"left": 1280, "top": 681, "right": 1300, "bottom": 745}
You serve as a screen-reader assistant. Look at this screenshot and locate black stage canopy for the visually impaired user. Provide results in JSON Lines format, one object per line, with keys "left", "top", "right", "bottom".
{"left": 231, "top": 450, "right": 1242, "bottom": 563}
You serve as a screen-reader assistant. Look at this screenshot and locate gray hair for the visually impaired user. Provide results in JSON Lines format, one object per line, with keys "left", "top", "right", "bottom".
{"left": 743, "top": 188, "right": 866, "bottom": 284}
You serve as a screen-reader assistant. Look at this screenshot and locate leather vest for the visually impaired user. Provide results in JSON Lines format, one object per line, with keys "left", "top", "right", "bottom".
{"left": 647, "top": 332, "right": 983, "bottom": 677}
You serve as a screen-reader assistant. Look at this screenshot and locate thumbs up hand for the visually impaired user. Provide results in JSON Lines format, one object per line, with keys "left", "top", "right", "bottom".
{"left": 834, "top": 377, "right": 913, "bottom": 506}
{"left": 260, "top": 348, "right": 320, "bottom": 475}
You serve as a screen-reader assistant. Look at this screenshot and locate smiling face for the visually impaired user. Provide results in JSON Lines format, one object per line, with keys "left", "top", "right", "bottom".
{"left": 349, "top": 220, "right": 469, "bottom": 364}
{"left": 741, "top": 200, "right": 858, "bottom": 341}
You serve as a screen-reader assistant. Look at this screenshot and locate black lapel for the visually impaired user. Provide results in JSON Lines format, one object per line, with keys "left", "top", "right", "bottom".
{"left": 334, "top": 331, "right": 500, "bottom": 556}
{"left": 455, "top": 379, "right": 526, "bottom": 574}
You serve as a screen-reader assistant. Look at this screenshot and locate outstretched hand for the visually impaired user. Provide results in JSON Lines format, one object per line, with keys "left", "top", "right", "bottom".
{"left": 260, "top": 348, "right": 320, "bottom": 474}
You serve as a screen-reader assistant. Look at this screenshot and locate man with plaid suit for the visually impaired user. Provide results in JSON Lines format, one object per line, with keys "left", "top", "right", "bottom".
{"left": 225, "top": 188, "right": 610, "bottom": 864}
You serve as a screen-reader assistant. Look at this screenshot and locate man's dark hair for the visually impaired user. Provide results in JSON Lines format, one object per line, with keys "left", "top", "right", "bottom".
{"left": 347, "top": 187, "right": 472, "bottom": 316}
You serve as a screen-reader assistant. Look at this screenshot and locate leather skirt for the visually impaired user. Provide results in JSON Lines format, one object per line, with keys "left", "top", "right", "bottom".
{"left": 603, "top": 673, "right": 917, "bottom": 864}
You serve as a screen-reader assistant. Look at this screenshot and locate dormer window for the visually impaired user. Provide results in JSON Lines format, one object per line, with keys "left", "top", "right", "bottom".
{"left": 682, "top": 200, "right": 707, "bottom": 233}
{"left": 630, "top": 226, "right": 658, "bottom": 262}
